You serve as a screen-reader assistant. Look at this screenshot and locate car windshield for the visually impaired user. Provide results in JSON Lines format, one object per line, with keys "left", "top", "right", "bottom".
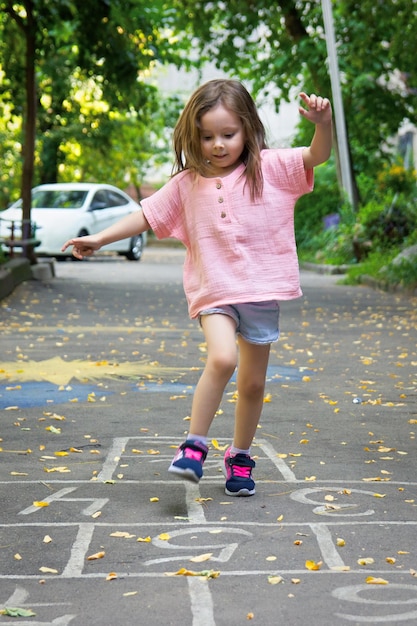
{"left": 31, "top": 189, "right": 88, "bottom": 209}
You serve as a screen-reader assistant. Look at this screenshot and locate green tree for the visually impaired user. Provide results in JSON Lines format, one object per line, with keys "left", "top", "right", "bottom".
{"left": 0, "top": 0, "right": 190, "bottom": 260}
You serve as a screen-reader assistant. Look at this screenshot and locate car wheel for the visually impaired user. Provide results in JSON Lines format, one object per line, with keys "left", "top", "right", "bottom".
{"left": 125, "top": 234, "right": 143, "bottom": 261}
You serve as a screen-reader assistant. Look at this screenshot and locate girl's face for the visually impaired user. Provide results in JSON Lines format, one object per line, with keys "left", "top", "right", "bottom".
{"left": 199, "top": 104, "right": 246, "bottom": 176}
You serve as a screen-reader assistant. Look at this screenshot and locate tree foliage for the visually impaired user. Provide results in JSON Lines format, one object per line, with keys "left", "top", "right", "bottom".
{"left": 171, "top": 0, "right": 417, "bottom": 184}
{"left": 0, "top": 0, "right": 190, "bottom": 245}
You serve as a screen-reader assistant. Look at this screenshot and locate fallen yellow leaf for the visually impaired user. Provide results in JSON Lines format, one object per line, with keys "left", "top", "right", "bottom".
{"left": 305, "top": 560, "right": 322, "bottom": 571}
{"left": 190, "top": 553, "right": 213, "bottom": 563}
{"left": 211, "top": 439, "right": 228, "bottom": 451}
{"left": 33, "top": 501, "right": 49, "bottom": 507}
{"left": 87, "top": 551, "right": 105, "bottom": 560}
{"left": 45, "top": 426, "right": 61, "bottom": 434}
{"left": 268, "top": 575, "right": 284, "bottom": 584}
{"left": 39, "top": 566, "right": 58, "bottom": 574}
{"left": 358, "top": 557, "right": 375, "bottom": 566}
{"left": 366, "top": 576, "right": 389, "bottom": 585}
{"left": 166, "top": 568, "right": 220, "bottom": 579}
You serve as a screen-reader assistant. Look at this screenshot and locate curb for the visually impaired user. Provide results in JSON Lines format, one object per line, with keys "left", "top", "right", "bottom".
{"left": 359, "top": 273, "right": 417, "bottom": 297}
{"left": 0, "top": 258, "right": 55, "bottom": 301}
{"left": 301, "top": 262, "right": 417, "bottom": 296}
{"left": 300, "top": 261, "right": 349, "bottom": 275}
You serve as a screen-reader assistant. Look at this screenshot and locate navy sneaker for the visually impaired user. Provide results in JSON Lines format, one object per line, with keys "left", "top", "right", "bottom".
{"left": 224, "top": 447, "right": 256, "bottom": 496}
{"left": 168, "top": 440, "right": 208, "bottom": 483}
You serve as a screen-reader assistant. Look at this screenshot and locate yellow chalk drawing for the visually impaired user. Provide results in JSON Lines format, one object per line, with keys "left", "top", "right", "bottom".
{"left": 0, "top": 356, "right": 187, "bottom": 386}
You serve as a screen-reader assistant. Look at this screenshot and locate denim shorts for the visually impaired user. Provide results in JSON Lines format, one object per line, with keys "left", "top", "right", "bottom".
{"left": 199, "top": 301, "right": 280, "bottom": 345}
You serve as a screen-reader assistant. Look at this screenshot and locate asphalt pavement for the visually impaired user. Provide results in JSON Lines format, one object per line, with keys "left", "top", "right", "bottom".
{"left": 1, "top": 247, "right": 417, "bottom": 625}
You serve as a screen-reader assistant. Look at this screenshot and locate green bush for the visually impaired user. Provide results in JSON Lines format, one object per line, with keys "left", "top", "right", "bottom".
{"left": 296, "top": 152, "right": 417, "bottom": 290}
{"left": 357, "top": 195, "right": 416, "bottom": 249}
{"left": 384, "top": 256, "right": 417, "bottom": 289}
{"left": 344, "top": 249, "right": 392, "bottom": 282}
{"left": 343, "top": 248, "right": 417, "bottom": 290}
{"left": 377, "top": 162, "right": 417, "bottom": 196}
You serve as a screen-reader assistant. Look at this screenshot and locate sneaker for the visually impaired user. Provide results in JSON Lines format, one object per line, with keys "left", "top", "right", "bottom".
{"left": 168, "top": 440, "right": 208, "bottom": 483}
{"left": 223, "top": 447, "right": 256, "bottom": 496}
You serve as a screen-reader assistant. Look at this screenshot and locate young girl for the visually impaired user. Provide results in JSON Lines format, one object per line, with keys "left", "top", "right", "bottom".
{"left": 62, "top": 79, "right": 332, "bottom": 496}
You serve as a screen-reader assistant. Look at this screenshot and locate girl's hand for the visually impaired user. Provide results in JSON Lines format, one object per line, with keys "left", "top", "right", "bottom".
{"left": 61, "top": 235, "right": 102, "bottom": 260}
{"left": 299, "top": 93, "right": 332, "bottom": 124}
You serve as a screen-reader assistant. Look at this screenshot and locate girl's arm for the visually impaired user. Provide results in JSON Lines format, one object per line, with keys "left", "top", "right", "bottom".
{"left": 61, "top": 209, "right": 151, "bottom": 260}
{"left": 299, "top": 92, "right": 333, "bottom": 170}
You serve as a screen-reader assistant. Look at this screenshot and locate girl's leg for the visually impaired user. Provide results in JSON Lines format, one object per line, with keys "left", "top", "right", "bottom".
{"left": 188, "top": 313, "right": 238, "bottom": 437}
{"left": 233, "top": 337, "right": 271, "bottom": 450}
{"left": 223, "top": 338, "right": 270, "bottom": 496}
{"left": 169, "top": 313, "right": 237, "bottom": 482}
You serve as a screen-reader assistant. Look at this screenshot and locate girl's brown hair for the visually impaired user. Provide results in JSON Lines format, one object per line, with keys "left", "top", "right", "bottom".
{"left": 172, "top": 79, "right": 268, "bottom": 201}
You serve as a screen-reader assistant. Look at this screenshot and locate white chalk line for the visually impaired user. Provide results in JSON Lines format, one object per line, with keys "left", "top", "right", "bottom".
{"left": 0, "top": 569, "right": 415, "bottom": 580}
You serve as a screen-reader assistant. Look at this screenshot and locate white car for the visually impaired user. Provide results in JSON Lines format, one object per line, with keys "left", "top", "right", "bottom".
{"left": 1, "top": 182, "right": 147, "bottom": 260}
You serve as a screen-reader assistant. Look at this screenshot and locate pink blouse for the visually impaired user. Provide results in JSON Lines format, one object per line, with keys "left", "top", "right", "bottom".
{"left": 141, "top": 148, "right": 313, "bottom": 319}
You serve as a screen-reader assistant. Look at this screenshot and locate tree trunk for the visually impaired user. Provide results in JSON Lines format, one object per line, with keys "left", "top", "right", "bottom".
{"left": 21, "top": 0, "right": 37, "bottom": 264}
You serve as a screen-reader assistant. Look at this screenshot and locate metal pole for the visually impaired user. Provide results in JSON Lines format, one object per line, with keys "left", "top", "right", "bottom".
{"left": 321, "top": 0, "right": 356, "bottom": 208}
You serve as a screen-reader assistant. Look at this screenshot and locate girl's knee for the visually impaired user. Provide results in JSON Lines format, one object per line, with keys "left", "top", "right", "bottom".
{"left": 239, "top": 377, "right": 265, "bottom": 398}
{"left": 208, "top": 352, "right": 237, "bottom": 379}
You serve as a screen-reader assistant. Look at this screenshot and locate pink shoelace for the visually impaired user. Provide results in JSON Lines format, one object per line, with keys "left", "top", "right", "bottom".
{"left": 229, "top": 462, "right": 252, "bottom": 478}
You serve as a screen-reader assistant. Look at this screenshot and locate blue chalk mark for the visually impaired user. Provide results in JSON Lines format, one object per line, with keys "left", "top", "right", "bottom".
{"left": 0, "top": 382, "right": 115, "bottom": 409}
{"left": 0, "top": 365, "right": 310, "bottom": 408}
